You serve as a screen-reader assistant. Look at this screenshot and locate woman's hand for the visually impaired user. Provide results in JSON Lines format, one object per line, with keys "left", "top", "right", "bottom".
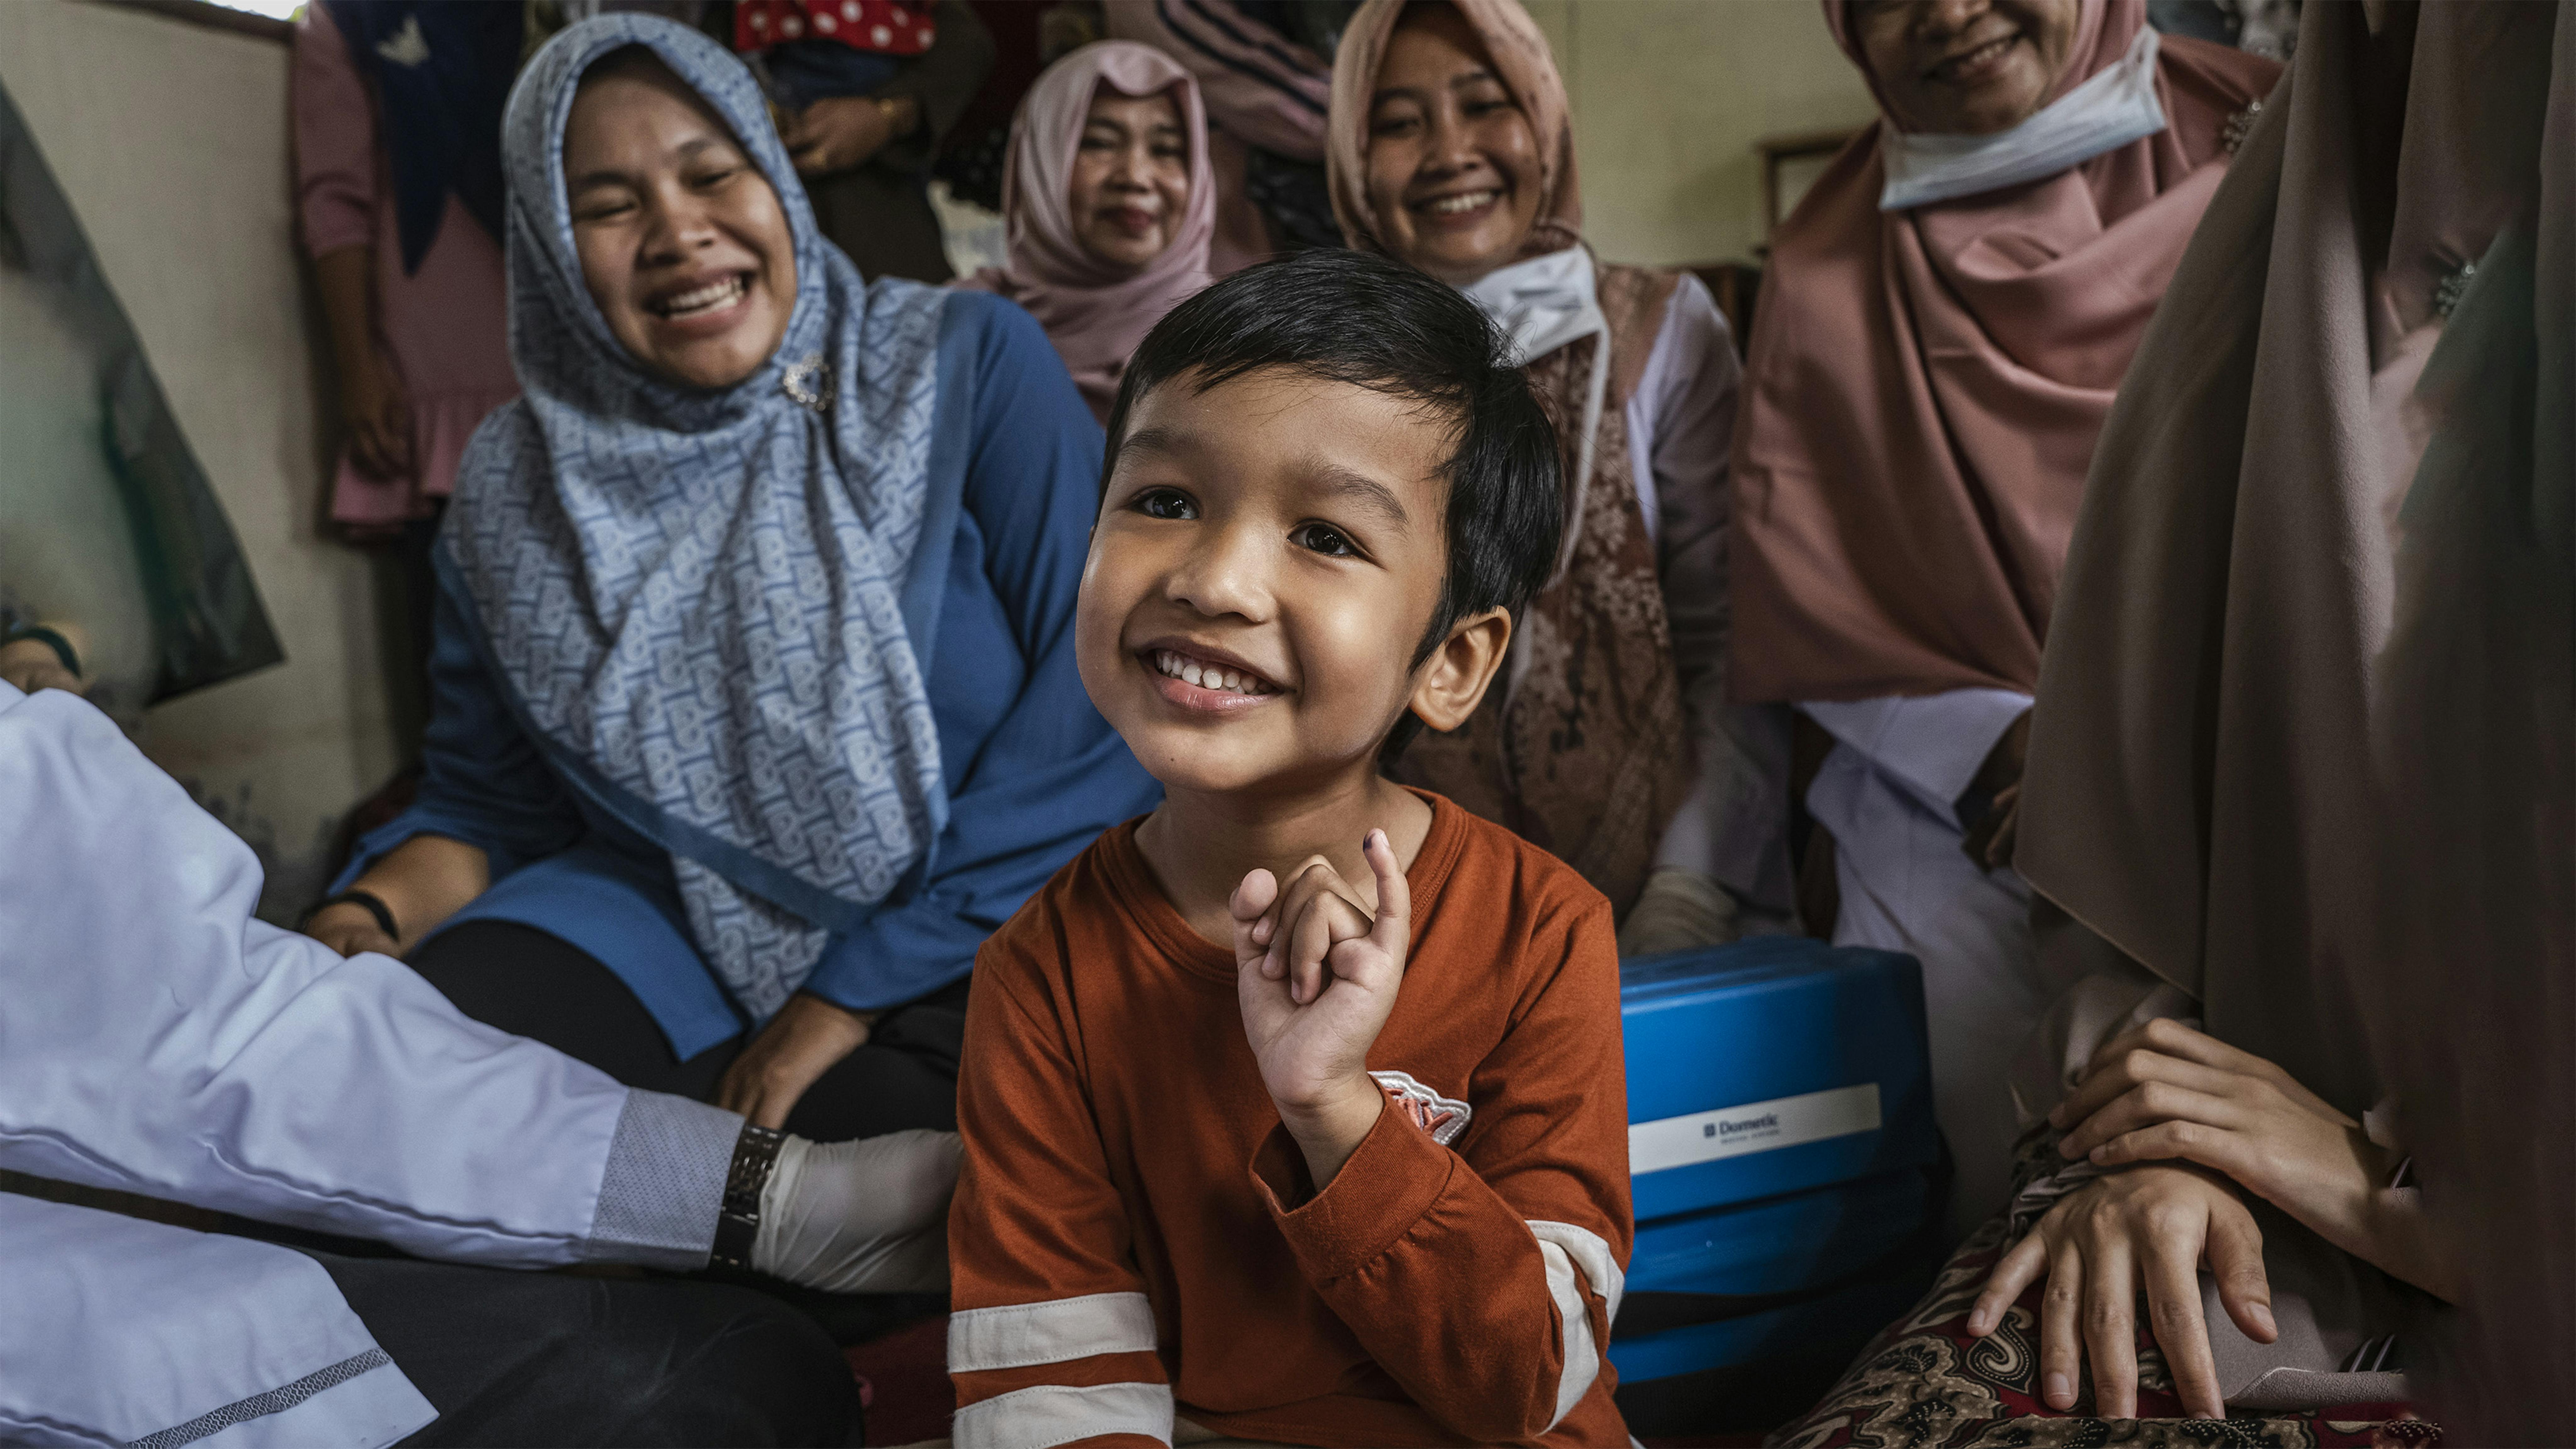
{"left": 1967, "top": 1163, "right": 2275, "bottom": 1420}
{"left": 0, "top": 633, "right": 83, "bottom": 697}
{"left": 313, "top": 246, "right": 414, "bottom": 482}
{"left": 306, "top": 902, "right": 401, "bottom": 959}
{"left": 340, "top": 343, "right": 415, "bottom": 481}
{"left": 1233, "top": 831, "right": 1410, "bottom": 1192}
{"left": 780, "top": 94, "right": 919, "bottom": 176}
{"left": 718, "top": 993, "right": 879, "bottom": 1130}
{"left": 2051, "top": 1018, "right": 2407, "bottom": 1286}
{"left": 302, "top": 836, "right": 490, "bottom": 959}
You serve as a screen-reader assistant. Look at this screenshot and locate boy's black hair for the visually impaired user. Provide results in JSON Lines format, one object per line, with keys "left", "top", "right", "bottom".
{"left": 1102, "top": 248, "right": 1564, "bottom": 757}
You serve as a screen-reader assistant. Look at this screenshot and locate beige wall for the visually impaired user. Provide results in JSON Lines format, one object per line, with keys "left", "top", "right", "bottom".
{"left": 0, "top": 0, "right": 403, "bottom": 918}
{"left": 1524, "top": 0, "right": 1876, "bottom": 266}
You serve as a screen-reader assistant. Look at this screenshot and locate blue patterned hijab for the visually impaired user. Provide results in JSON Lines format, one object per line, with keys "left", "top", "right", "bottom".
{"left": 444, "top": 13, "right": 954, "bottom": 1020}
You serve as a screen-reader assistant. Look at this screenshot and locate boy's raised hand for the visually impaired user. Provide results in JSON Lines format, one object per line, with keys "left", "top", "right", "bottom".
{"left": 1231, "top": 829, "right": 1412, "bottom": 1191}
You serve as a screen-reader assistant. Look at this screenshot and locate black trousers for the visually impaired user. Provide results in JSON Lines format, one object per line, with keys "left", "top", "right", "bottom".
{"left": 296, "top": 1248, "right": 859, "bottom": 1447}
{"left": 408, "top": 920, "right": 966, "bottom": 1142}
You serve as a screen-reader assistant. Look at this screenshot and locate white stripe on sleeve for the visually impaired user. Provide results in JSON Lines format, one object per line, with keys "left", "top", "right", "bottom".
{"left": 1527, "top": 1219, "right": 1626, "bottom": 1430}
{"left": 948, "top": 1291, "right": 1159, "bottom": 1373}
{"left": 952, "top": 1380, "right": 1175, "bottom": 1449}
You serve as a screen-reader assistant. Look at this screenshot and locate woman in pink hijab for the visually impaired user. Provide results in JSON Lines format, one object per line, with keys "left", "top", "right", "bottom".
{"left": 1728, "top": 0, "right": 2275, "bottom": 1236}
{"left": 955, "top": 41, "right": 1215, "bottom": 424}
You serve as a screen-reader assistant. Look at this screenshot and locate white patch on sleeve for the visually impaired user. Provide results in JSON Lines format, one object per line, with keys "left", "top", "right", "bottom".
{"left": 1369, "top": 1069, "right": 1472, "bottom": 1145}
{"left": 1527, "top": 1219, "right": 1625, "bottom": 1429}
{"left": 947, "top": 1291, "right": 1158, "bottom": 1373}
{"left": 952, "top": 1381, "right": 1175, "bottom": 1449}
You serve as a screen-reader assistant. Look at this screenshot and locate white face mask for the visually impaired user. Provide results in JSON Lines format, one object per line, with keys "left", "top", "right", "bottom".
{"left": 1878, "top": 25, "right": 2167, "bottom": 212}
{"left": 1451, "top": 245, "right": 1613, "bottom": 701}
{"left": 1455, "top": 245, "right": 1607, "bottom": 364}
{"left": 1452, "top": 246, "right": 1610, "bottom": 516}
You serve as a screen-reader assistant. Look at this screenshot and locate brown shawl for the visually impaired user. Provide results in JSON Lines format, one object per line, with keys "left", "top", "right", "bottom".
{"left": 2018, "top": 0, "right": 2573, "bottom": 1430}
{"left": 1325, "top": 0, "right": 1686, "bottom": 916}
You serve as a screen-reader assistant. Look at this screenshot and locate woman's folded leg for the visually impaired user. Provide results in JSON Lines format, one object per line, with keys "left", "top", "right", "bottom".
{"left": 407, "top": 920, "right": 967, "bottom": 1142}
{"left": 303, "top": 1247, "right": 861, "bottom": 1447}
{"left": 405, "top": 919, "right": 736, "bottom": 1101}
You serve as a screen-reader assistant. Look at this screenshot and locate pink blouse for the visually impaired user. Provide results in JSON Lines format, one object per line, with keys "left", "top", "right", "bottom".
{"left": 293, "top": 3, "right": 517, "bottom": 537}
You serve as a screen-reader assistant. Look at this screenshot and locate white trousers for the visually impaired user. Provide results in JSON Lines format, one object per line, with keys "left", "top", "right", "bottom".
{"left": 1803, "top": 691, "right": 2051, "bottom": 1237}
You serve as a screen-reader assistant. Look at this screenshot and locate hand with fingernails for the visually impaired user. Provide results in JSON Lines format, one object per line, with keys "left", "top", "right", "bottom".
{"left": 2049, "top": 1019, "right": 2400, "bottom": 1264}
{"left": 1963, "top": 1015, "right": 2443, "bottom": 1419}
{"left": 1965, "top": 1160, "right": 2272, "bottom": 1419}
{"left": 1232, "top": 829, "right": 1412, "bottom": 1195}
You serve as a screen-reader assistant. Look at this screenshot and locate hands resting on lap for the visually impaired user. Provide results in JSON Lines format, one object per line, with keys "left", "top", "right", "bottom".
{"left": 1968, "top": 1017, "right": 2449, "bottom": 1419}
{"left": 718, "top": 992, "right": 881, "bottom": 1130}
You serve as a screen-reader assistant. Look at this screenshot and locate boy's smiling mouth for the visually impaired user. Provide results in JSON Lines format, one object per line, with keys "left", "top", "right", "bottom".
{"left": 1138, "top": 643, "right": 1286, "bottom": 712}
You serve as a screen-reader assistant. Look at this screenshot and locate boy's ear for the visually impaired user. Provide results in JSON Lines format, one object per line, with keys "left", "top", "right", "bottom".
{"left": 1408, "top": 607, "right": 1512, "bottom": 733}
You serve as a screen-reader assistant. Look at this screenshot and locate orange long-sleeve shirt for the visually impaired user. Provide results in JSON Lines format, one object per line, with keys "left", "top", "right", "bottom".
{"left": 947, "top": 793, "right": 1633, "bottom": 1448}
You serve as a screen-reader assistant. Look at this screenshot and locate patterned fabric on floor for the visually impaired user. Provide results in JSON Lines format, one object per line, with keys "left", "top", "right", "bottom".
{"left": 1766, "top": 1212, "right": 2434, "bottom": 1448}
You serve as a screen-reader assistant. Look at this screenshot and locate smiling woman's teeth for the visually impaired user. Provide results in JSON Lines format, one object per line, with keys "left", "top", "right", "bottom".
{"left": 1152, "top": 650, "right": 1276, "bottom": 696}
{"left": 1937, "top": 34, "right": 2016, "bottom": 77}
{"left": 658, "top": 276, "right": 747, "bottom": 318}
{"left": 1425, "top": 190, "right": 1499, "bottom": 215}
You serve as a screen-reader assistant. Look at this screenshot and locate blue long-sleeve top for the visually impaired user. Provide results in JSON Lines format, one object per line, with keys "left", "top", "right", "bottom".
{"left": 338, "top": 295, "right": 1161, "bottom": 1061}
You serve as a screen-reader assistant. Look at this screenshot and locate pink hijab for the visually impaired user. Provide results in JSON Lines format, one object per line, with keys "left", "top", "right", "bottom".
{"left": 1728, "top": 0, "right": 2277, "bottom": 703}
{"left": 956, "top": 41, "right": 1215, "bottom": 423}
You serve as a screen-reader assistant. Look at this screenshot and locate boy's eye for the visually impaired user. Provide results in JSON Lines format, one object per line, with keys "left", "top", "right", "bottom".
{"left": 1133, "top": 488, "right": 1197, "bottom": 520}
{"left": 1291, "top": 522, "right": 1358, "bottom": 558}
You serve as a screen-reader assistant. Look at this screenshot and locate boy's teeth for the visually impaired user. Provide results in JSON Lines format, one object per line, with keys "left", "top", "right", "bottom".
{"left": 1153, "top": 649, "right": 1271, "bottom": 696}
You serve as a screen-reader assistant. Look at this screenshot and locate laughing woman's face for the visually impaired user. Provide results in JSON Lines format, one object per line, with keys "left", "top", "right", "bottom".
{"left": 1854, "top": 0, "right": 2082, "bottom": 137}
{"left": 562, "top": 54, "right": 797, "bottom": 390}
{"left": 1361, "top": 5, "right": 1543, "bottom": 287}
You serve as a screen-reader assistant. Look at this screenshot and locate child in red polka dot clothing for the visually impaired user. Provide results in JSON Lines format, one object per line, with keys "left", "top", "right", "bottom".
{"left": 732, "top": 0, "right": 938, "bottom": 113}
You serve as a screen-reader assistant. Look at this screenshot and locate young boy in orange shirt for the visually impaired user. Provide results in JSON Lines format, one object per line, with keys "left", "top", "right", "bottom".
{"left": 944, "top": 249, "right": 1633, "bottom": 1448}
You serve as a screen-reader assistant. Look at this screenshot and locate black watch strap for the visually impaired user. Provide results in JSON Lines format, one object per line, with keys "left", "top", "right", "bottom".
{"left": 303, "top": 888, "right": 400, "bottom": 941}
{"left": 712, "top": 1124, "right": 787, "bottom": 1270}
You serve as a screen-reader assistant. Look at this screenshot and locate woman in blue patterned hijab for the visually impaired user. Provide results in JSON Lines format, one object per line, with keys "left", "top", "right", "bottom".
{"left": 309, "top": 13, "right": 1157, "bottom": 1144}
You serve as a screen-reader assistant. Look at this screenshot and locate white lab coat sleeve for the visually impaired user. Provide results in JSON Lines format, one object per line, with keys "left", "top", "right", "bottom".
{"left": 0, "top": 683, "right": 736, "bottom": 1270}
{"left": 0, "top": 1192, "right": 436, "bottom": 1449}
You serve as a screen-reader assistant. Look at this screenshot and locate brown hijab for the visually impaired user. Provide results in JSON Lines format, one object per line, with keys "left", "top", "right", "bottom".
{"left": 2018, "top": 0, "right": 2573, "bottom": 1430}
{"left": 1324, "top": 0, "right": 1687, "bottom": 916}
{"left": 1728, "top": 0, "right": 2277, "bottom": 704}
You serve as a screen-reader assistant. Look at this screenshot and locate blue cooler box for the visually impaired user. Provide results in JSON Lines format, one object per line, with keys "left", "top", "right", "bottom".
{"left": 1610, "top": 938, "right": 1946, "bottom": 1405}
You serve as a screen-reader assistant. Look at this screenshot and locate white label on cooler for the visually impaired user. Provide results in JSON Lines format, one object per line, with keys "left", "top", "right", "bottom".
{"left": 1628, "top": 1082, "right": 1882, "bottom": 1175}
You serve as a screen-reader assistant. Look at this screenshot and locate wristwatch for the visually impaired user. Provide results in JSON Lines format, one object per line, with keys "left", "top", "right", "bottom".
{"left": 711, "top": 1124, "right": 786, "bottom": 1270}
